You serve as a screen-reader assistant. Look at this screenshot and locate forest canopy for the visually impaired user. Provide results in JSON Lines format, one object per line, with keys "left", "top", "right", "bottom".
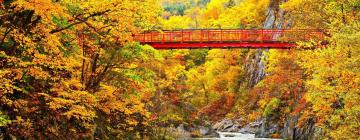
{"left": 0, "top": 0, "right": 359, "bottom": 139}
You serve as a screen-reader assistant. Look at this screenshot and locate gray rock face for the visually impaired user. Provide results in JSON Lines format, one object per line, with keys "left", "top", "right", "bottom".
{"left": 253, "top": 0, "right": 285, "bottom": 138}
{"left": 245, "top": 0, "right": 286, "bottom": 88}
{"left": 245, "top": 49, "right": 266, "bottom": 87}
{"left": 177, "top": 124, "right": 189, "bottom": 135}
{"left": 199, "top": 126, "right": 210, "bottom": 135}
{"left": 170, "top": 124, "right": 219, "bottom": 138}
{"left": 168, "top": 124, "right": 191, "bottom": 138}
{"left": 212, "top": 119, "right": 244, "bottom": 132}
{"left": 239, "top": 120, "right": 262, "bottom": 134}
{"left": 212, "top": 118, "right": 265, "bottom": 137}
{"left": 255, "top": 117, "right": 280, "bottom": 138}
{"left": 201, "top": 128, "right": 220, "bottom": 138}
{"left": 282, "top": 116, "right": 323, "bottom": 140}
{"left": 253, "top": 1, "right": 322, "bottom": 139}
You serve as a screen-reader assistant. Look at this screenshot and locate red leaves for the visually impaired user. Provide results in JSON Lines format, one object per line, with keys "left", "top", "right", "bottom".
{"left": 198, "top": 93, "right": 236, "bottom": 121}
{"left": 292, "top": 97, "right": 307, "bottom": 115}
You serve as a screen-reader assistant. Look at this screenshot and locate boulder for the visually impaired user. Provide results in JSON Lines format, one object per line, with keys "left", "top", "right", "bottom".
{"left": 239, "top": 120, "right": 262, "bottom": 134}
{"left": 212, "top": 118, "right": 248, "bottom": 132}
{"left": 212, "top": 119, "right": 237, "bottom": 132}
{"left": 255, "top": 117, "right": 280, "bottom": 138}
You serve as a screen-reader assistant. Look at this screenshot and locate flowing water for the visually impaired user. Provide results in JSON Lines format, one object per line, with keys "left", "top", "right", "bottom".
{"left": 178, "top": 132, "right": 282, "bottom": 140}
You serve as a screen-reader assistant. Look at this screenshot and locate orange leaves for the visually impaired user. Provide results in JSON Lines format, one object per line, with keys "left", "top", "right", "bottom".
{"left": 96, "top": 85, "right": 150, "bottom": 116}
{"left": 292, "top": 96, "right": 307, "bottom": 114}
{"left": 94, "top": 86, "right": 152, "bottom": 137}
{"left": 48, "top": 80, "right": 97, "bottom": 121}
{"left": 0, "top": 0, "right": 157, "bottom": 138}
{"left": 271, "top": 133, "right": 281, "bottom": 138}
{"left": 249, "top": 50, "right": 310, "bottom": 126}
{"left": 8, "top": 116, "right": 34, "bottom": 138}
{"left": 198, "top": 93, "right": 237, "bottom": 121}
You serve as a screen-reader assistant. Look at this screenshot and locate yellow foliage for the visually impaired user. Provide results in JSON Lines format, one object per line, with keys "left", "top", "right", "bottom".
{"left": 161, "top": 16, "right": 193, "bottom": 29}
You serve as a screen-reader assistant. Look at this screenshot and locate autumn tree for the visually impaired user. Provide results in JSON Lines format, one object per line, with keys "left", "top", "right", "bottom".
{"left": 0, "top": 0, "right": 160, "bottom": 139}
{"left": 240, "top": 1, "right": 359, "bottom": 139}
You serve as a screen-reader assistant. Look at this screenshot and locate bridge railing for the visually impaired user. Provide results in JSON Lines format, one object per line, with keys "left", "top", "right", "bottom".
{"left": 133, "top": 29, "right": 324, "bottom": 44}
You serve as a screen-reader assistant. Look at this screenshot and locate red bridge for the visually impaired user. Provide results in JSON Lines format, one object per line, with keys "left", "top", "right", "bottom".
{"left": 134, "top": 29, "right": 325, "bottom": 49}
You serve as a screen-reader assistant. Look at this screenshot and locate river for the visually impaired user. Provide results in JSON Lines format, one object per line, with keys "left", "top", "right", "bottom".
{"left": 178, "top": 132, "right": 282, "bottom": 140}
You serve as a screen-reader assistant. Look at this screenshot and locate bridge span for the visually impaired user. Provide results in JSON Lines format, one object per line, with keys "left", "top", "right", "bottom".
{"left": 134, "top": 29, "right": 325, "bottom": 49}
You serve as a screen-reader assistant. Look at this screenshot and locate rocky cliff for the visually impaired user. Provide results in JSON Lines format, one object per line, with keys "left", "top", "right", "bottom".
{"left": 245, "top": 0, "right": 285, "bottom": 87}
{"left": 245, "top": 0, "right": 321, "bottom": 139}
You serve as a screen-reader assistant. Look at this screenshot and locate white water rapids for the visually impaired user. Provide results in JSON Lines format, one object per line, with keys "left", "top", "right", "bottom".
{"left": 184, "top": 132, "right": 282, "bottom": 140}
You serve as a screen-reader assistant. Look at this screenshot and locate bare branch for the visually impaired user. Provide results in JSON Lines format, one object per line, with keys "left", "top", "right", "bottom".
{"left": 49, "top": 10, "right": 111, "bottom": 34}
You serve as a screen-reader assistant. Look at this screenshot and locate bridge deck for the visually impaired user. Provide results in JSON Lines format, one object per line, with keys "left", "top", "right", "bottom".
{"left": 133, "top": 29, "right": 325, "bottom": 49}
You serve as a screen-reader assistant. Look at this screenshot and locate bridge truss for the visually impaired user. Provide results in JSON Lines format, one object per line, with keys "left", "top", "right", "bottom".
{"left": 134, "top": 29, "right": 325, "bottom": 49}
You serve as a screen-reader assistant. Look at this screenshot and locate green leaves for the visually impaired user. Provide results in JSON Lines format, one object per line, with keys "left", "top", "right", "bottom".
{"left": 0, "top": 111, "right": 11, "bottom": 127}
{"left": 52, "top": 16, "right": 71, "bottom": 29}
{"left": 263, "top": 98, "right": 281, "bottom": 117}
